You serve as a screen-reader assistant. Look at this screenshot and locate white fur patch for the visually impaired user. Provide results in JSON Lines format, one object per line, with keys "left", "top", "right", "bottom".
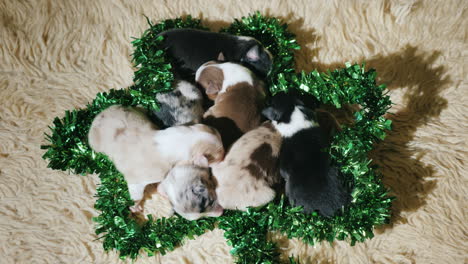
{"left": 196, "top": 62, "right": 254, "bottom": 94}
{"left": 195, "top": 64, "right": 208, "bottom": 82}
{"left": 128, "top": 181, "right": 156, "bottom": 201}
{"left": 236, "top": 35, "right": 255, "bottom": 42}
{"left": 273, "top": 107, "right": 318, "bottom": 137}
{"left": 216, "top": 62, "right": 254, "bottom": 93}
{"left": 237, "top": 35, "right": 273, "bottom": 61}
{"left": 176, "top": 81, "right": 201, "bottom": 100}
{"left": 152, "top": 126, "right": 220, "bottom": 161}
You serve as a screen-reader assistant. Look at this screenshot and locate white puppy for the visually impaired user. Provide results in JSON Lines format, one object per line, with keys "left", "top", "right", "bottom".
{"left": 88, "top": 105, "right": 224, "bottom": 214}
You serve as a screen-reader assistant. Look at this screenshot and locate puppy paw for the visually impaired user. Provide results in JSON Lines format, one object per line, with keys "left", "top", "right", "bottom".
{"left": 129, "top": 204, "right": 143, "bottom": 214}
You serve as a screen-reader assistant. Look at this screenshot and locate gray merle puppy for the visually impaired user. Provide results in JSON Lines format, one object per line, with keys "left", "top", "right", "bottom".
{"left": 152, "top": 80, "right": 204, "bottom": 128}
{"left": 159, "top": 28, "right": 273, "bottom": 79}
{"left": 158, "top": 164, "right": 223, "bottom": 220}
{"left": 262, "top": 92, "right": 350, "bottom": 217}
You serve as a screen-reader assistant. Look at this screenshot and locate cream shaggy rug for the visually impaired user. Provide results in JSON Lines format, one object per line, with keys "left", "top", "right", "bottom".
{"left": 0, "top": 0, "right": 466, "bottom": 263}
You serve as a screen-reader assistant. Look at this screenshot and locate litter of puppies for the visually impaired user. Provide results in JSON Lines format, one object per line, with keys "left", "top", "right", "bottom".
{"left": 88, "top": 29, "right": 351, "bottom": 220}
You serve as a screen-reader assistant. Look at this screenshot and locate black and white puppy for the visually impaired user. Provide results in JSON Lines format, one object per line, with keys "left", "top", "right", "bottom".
{"left": 159, "top": 29, "right": 273, "bottom": 79}
{"left": 152, "top": 80, "right": 204, "bottom": 128}
{"left": 262, "top": 92, "right": 350, "bottom": 217}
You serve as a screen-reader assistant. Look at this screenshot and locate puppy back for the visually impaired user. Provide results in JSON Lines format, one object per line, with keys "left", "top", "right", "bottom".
{"left": 204, "top": 83, "right": 265, "bottom": 134}
{"left": 231, "top": 122, "right": 282, "bottom": 185}
{"left": 213, "top": 122, "right": 282, "bottom": 209}
{"left": 88, "top": 105, "right": 156, "bottom": 153}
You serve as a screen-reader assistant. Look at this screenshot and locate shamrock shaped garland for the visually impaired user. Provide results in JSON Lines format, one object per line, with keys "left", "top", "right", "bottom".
{"left": 42, "top": 12, "right": 393, "bottom": 263}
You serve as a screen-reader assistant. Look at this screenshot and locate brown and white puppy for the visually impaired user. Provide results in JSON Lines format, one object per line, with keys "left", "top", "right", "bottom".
{"left": 211, "top": 121, "right": 282, "bottom": 211}
{"left": 196, "top": 61, "right": 266, "bottom": 149}
{"left": 88, "top": 105, "right": 224, "bottom": 213}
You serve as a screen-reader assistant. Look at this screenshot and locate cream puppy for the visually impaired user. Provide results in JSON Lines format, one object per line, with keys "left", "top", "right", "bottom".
{"left": 88, "top": 105, "right": 224, "bottom": 213}
{"left": 211, "top": 121, "right": 282, "bottom": 211}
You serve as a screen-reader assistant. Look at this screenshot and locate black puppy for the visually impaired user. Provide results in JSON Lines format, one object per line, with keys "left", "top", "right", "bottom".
{"left": 159, "top": 29, "right": 273, "bottom": 79}
{"left": 262, "top": 92, "right": 350, "bottom": 217}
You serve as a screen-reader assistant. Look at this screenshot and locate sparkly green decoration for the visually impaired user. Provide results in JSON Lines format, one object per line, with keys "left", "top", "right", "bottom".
{"left": 221, "top": 12, "right": 300, "bottom": 87}
{"left": 41, "top": 12, "right": 393, "bottom": 264}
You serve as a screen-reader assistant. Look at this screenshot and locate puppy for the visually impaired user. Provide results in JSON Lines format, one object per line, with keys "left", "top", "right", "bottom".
{"left": 262, "top": 92, "right": 350, "bottom": 217}
{"left": 137, "top": 163, "right": 223, "bottom": 221}
{"left": 152, "top": 80, "right": 204, "bottom": 128}
{"left": 159, "top": 28, "right": 273, "bottom": 79}
{"left": 88, "top": 105, "right": 224, "bottom": 212}
{"left": 196, "top": 61, "right": 266, "bottom": 149}
{"left": 211, "top": 121, "right": 282, "bottom": 211}
{"left": 158, "top": 164, "right": 223, "bottom": 220}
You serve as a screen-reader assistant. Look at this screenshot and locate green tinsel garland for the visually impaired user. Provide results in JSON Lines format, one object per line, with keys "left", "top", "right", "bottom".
{"left": 41, "top": 12, "right": 393, "bottom": 264}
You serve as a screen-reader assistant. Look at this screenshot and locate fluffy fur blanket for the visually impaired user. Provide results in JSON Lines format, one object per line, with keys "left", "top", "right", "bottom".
{"left": 0, "top": 0, "right": 466, "bottom": 263}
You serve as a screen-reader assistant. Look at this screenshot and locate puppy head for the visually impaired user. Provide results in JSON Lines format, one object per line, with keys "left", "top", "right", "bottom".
{"left": 262, "top": 92, "right": 318, "bottom": 137}
{"left": 155, "top": 81, "right": 202, "bottom": 112}
{"left": 195, "top": 61, "right": 254, "bottom": 100}
{"left": 236, "top": 36, "right": 273, "bottom": 77}
{"left": 158, "top": 165, "right": 223, "bottom": 220}
{"left": 262, "top": 92, "right": 305, "bottom": 122}
{"left": 174, "top": 80, "right": 202, "bottom": 101}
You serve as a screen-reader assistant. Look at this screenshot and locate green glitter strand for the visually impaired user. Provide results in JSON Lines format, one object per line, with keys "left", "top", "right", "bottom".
{"left": 132, "top": 16, "right": 208, "bottom": 93}
{"left": 219, "top": 209, "right": 281, "bottom": 263}
{"left": 92, "top": 157, "right": 218, "bottom": 259}
{"left": 41, "top": 13, "right": 393, "bottom": 264}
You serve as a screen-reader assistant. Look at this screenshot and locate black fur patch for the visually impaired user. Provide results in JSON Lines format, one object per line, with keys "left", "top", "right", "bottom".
{"left": 202, "top": 116, "right": 243, "bottom": 150}
{"left": 173, "top": 90, "right": 182, "bottom": 97}
{"left": 159, "top": 29, "right": 272, "bottom": 80}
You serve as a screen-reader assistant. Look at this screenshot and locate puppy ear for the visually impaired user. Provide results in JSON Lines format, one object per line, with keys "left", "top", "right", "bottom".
{"left": 295, "top": 98, "right": 305, "bottom": 106}
{"left": 290, "top": 91, "right": 305, "bottom": 106}
{"left": 197, "top": 67, "right": 223, "bottom": 97}
{"left": 193, "top": 155, "right": 209, "bottom": 167}
{"left": 315, "top": 109, "right": 342, "bottom": 137}
{"left": 262, "top": 107, "right": 279, "bottom": 121}
{"left": 217, "top": 52, "right": 225, "bottom": 61}
{"left": 298, "top": 106, "right": 317, "bottom": 122}
{"left": 245, "top": 45, "right": 260, "bottom": 61}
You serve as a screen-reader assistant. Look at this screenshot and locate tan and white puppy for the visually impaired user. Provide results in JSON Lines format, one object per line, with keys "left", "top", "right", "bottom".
{"left": 196, "top": 61, "right": 266, "bottom": 149}
{"left": 88, "top": 105, "right": 224, "bottom": 214}
{"left": 211, "top": 121, "right": 282, "bottom": 211}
